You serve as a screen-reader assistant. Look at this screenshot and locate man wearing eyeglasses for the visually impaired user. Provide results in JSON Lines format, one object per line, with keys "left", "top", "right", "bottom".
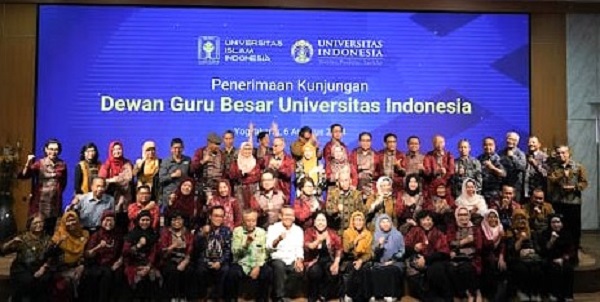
{"left": 523, "top": 189, "right": 554, "bottom": 238}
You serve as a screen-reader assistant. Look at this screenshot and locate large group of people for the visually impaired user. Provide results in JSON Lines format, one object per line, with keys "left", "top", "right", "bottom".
{"left": 0, "top": 122, "right": 589, "bottom": 302}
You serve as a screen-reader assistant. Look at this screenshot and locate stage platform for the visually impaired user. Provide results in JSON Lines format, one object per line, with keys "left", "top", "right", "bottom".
{"left": 2, "top": 231, "right": 600, "bottom": 301}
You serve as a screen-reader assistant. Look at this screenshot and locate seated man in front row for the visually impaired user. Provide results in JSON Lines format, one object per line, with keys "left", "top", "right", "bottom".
{"left": 227, "top": 208, "right": 272, "bottom": 302}
{"left": 69, "top": 177, "right": 115, "bottom": 234}
{"left": 267, "top": 206, "right": 304, "bottom": 302}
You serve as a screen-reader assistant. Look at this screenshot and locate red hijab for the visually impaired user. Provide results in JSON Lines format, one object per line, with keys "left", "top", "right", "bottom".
{"left": 168, "top": 178, "right": 196, "bottom": 219}
{"left": 100, "top": 141, "right": 129, "bottom": 178}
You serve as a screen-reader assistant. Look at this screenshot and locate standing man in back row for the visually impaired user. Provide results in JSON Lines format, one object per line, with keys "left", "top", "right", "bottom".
{"left": 159, "top": 138, "right": 191, "bottom": 208}
{"left": 547, "top": 145, "right": 588, "bottom": 261}
{"left": 192, "top": 133, "right": 226, "bottom": 203}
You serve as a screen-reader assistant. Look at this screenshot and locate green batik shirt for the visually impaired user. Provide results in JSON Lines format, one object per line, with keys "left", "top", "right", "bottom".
{"left": 232, "top": 225, "right": 267, "bottom": 274}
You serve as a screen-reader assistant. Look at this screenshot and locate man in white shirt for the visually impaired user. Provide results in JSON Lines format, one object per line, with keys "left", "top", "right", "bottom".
{"left": 267, "top": 206, "right": 304, "bottom": 302}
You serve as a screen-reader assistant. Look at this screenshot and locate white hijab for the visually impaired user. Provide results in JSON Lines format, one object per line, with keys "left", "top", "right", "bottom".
{"left": 236, "top": 142, "right": 256, "bottom": 174}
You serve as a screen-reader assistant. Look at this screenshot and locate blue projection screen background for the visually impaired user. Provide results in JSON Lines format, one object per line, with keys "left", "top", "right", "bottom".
{"left": 36, "top": 5, "right": 530, "bottom": 201}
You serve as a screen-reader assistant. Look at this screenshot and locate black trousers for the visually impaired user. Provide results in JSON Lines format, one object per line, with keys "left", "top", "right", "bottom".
{"left": 225, "top": 263, "right": 272, "bottom": 301}
{"left": 554, "top": 203, "right": 582, "bottom": 249}
{"left": 195, "top": 262, "right": 229, "bottom": 299}
{"left": 510, "top": 260, "right": 544, "bottom": 296}
{"left": 449, "top": 261, "right": 479, "bottom": 297}
{"left": 161, "top": 262, "right": 195, "bottom": 299}
{"left": 341, "top": 261, "right": 370, "bottom": 302}
{"left": 10, "top": 268, "right": 51, "bottom": 302}
{"left": 269, "top": 259, "right": 303, "bottom": 300}
{"left": 80, "top": 265, "right": 125, "bottom": 302}
{"left": 306, "top": 261, "right": 339, "bottom": 301}
{"left": 369, "top": 264, "right": 404, "bottom": 298}
{"left": 544, "top": 261, "right": 574, "bottom": 299}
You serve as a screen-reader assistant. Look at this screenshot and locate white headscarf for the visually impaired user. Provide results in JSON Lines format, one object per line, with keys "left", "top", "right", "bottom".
{"left": 455, "top": 178, "right": 487, "bottom": 215}
{"left": 236, "top": 142, "right": 256, "bottom": 174}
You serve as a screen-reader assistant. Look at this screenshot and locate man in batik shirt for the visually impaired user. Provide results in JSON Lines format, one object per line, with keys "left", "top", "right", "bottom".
{"left": 499, "top": 131, "right": 527, "bottom": 202}
{"left": 478, "top": 137, "right": 506, "bottom": 202}
{"left": 191, "top": 133, "right": 226, "bottom": 202}
{"left": 228, "top": 208, "right": 271, "bottom": 302}
{"left": 222, "top": 130, "right": 238, "bottom": 176}
{"left": 325, "top": 172, "right": 365, "bottom": 236}
{"left": 405, "top": 135, "right": 425, "bottom": 177}
{"left": 259, "top": 137, "right": 295, "bottom": 199}
{"left": 323, "top": 124, "right": 348, "bottom": 170}
{"left": 451, "top": 139, "right": 482, "bottom": 198}
{"left": 547, "top": 145, "right": 588, "bottom": 252}
{"left": 378, "top": 133, "right": 406, "bottom": 194}
{"left": 423, "top": 135, "right": 455, "bottom": 196}
{"left": 350, "top": 132, "right": 380, "bottom": 201}
{"left": 524, "top": 135, "right": 548, "bottom": 199}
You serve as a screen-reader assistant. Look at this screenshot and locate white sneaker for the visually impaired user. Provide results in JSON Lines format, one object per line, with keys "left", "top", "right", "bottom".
{"left": 383, "top": 297, "right": 397, "bottom": 302}
{"left": 343, "top": 295, "right": 353, "bottom": 302}
{"left": 516, "top": 291, "right": 529, "bottom": 301}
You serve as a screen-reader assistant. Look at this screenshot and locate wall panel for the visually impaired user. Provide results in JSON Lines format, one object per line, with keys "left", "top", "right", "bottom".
{"left": 0, "top": 4, "right": 569, "bottom": 230}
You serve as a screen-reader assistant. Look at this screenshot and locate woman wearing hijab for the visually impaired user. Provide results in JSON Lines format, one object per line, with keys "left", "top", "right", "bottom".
{"left": 99, "top": 141, "right": 133, "bottom": 210}
{"left": 159, "top": 211, "right": 195, "bottom": 301}
{"left": 396, "top": 174, "right": 424, "bottom": 234}
{"left": 447, "top": 206, "right": 483, "bottom": 301}
{"left": 365, "top": 176, "right": 398, "bottom": 230}
{"left": 1, "top": 213, "right": 52, "bottom": 302}
{"left": 295, "top": 142, "right": 326, "bottom": 197}
{"left": 326, "top": 145, "right": 357, "bottom": 194}
{"left": 539, "top": 214, "right": 576, "bottom": 301}
{"left": 81, "top": 210, "right": 124, "bottom": 302}
{"left": 166, "top": 178, "right": 198, "bottom": 228}
{"left": 404, "top": 210, "right": 452, "bottom": 301}
{"left": 424, "top": 178, "right": 456, "bottom": 232}
{"left": 229, "top": 141, "right": 262, "bottom": 209}
{"left": 134, "top": 141, "right": 161, "bottom": 201}
{"left": 480, "top": 209, "right": 508, "bottom": 301}
{"left": 507, "top": 209, "right": 544, "bottom": 301}
{"left": 74, "top": 142, "right": 101, "bottom": 196}
{"left": 341, "top": 211, "right": 373, "bottom": 302}
{"left": 370, "top": 214, "right": 405, "bottom": 301}
{"left": 304, "top": 212, "right": 342, "bottom": 302}
{"left": 455, "top": 178, "right": 488, "bottom": 221}
{"left": 49, "top": 210, "right": 89, "bottom": 301}
{"left": 295, "top": 177, "right": 323, "bottom": 229}
{"left": 207, "top": 179, "right": 242, "bottom": 230}
{"left": 122, "top": 210, "right": 160, "bottom": 299}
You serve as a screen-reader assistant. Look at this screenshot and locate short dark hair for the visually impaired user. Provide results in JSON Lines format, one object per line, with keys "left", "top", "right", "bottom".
{"left": 358, "top": 132, "right": 372, "bottom": 141}
{"left": 483, "top": 136, "right": 496, "bottom": 144}
{"left": 261, "top": 168, "right": 277, "bottom": 179}
{"left": 209, "top": 205, "right": 225, "bottom": 216}
{"left": 171, "top": 138, "right": 184, "bottom": 147}
{"left": 137, "top": 185, "right": 151, "bottom": 192}
{"left": 45, "top": 138, "right": 62, "bottom": 154}
{"left": 297, "top": 176, "right": 315, "bottom": 190}
{"left": 257, "top": 131, "right": 269, "bottom": 142}
{"left": 79, "top": 142, "right": 99, "bottom": 161}
{"left": 300, "top": 126, "right": 312, "bottom": 137}
{"left": 384, "top": 133, "right": 397, "bottom": 143}
{"left": 330, "top": 123, "right": 343, "bottom": 132}
{"left": 406, "top": 135, "right": 420, "bottom": 144}
{"left": 224, "top": 130, "right": 235, "bottom": 137}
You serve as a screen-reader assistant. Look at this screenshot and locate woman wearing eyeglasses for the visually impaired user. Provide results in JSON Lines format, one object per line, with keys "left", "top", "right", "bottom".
{"left": 19, "top": 139, "right": 67, "bottom": 235}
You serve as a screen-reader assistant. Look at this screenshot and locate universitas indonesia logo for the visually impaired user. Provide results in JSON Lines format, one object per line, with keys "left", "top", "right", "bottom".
{"left": 291, "top": 40, "right": 313, "bottom": 64}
